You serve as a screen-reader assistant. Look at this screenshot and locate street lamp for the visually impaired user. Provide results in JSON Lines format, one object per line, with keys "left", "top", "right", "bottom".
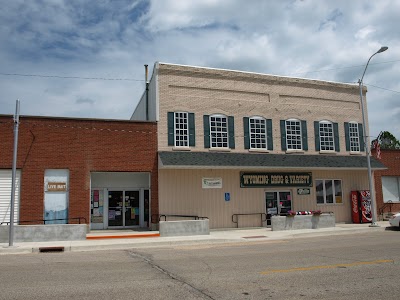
{"left": 358, "top": 46, "right": 388, "bottom": 227}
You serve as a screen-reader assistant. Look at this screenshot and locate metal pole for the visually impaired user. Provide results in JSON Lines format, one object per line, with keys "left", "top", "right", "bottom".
{"left": 358, "top": 81, "right": 378, "bottom": 227}
{"left": 9, "top": 99, "right": 20, "bottom": 246}
{"left": 358, "top": 46, "right": 388, "bottom": 227}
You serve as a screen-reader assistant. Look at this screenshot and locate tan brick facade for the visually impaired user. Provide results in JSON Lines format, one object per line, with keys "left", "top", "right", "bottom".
{"left": 156, "top": 63, "right": 367, "bottom": 155}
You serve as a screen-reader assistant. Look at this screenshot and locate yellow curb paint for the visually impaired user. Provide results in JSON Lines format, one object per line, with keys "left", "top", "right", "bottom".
{"left": 260, "top": 259, "right": 394, "bottom": 275}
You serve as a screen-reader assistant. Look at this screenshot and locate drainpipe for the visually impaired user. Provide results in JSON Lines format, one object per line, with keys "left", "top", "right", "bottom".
{"left": 145, "top": 64, "right": 149, "bottom": 121}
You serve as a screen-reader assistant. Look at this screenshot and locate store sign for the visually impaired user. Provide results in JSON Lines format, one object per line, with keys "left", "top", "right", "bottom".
{"left": 46, "top": 182, "right": 67, "bottom": 192}
{"left": 240, "top": 172, "right": 312, "bottom": 188}
{"left": 202, "top": 177, "right": 222, "bottom": 189}
{"left": 297, "top": 188, "right": 311, "bottom": 195}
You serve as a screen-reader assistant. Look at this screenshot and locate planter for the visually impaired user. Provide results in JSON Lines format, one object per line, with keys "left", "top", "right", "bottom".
{"left": 271, "top": 213, "right": 335, "bottom": 231}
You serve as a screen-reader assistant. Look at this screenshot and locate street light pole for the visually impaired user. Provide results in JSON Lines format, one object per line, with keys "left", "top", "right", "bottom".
{"left": 358, "top": 46, "right": 388, "bottom": 227}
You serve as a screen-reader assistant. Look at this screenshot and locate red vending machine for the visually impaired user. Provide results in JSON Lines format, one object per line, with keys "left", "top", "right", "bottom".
{"left": 350, "top": 190, "right": 372, "bottom": 223}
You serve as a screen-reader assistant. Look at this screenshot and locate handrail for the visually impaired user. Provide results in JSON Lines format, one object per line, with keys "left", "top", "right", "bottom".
{"left": 232, "top": 213, "right": 267, "bottom": 228}
{"left": 158, "top": 214, "right": 209, "bottom": 222}
{"left": 0, "top": 217, "right": 87, "bottom": 225}
{"left": 379, "top": 200, "right": 393, "bottom": 216}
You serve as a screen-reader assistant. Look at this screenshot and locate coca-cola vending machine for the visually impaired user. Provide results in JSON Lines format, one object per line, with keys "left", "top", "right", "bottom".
{"left": 350, "top": 190, "right": 372, "bottom": 223}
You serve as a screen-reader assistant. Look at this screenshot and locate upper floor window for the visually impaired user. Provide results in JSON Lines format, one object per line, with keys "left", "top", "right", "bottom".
{"left": 174, "top": 112, "right": 188, "bottom": 147}
{"left": 210, "top": 114, "right": 228, "bottom": 148}
{"left": 167, "top": 112, "right": 195, "bottom": 148}
{"left": 244, "top": 117, "right": 273, "bottom": 151}
{"left": 319, "top": 121, "right": 334, "bottom": 151}
{"left": 280, "top": 119, "right": 308, "bottom": 151}
{"left": 314, "top": 121, "right": 340, "bottom": 152}
{"left": 344, "top": 122, "right": 364, "bottom": 153}
{"left": 286, "top": 119, "right": 302, "bottom": 150}
{"left": 250, "top": 117, "right": 267, "bottom": 149}
{"left": 204, "top": 114, "right": 235, "bottom": 149}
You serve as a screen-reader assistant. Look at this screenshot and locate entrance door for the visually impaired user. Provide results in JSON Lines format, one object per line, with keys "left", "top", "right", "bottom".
{"left": 108, "top": 190, "right": 140, "bottom": 228}
{"left": 265, "top": 191, "right": 292, "bottom": 225}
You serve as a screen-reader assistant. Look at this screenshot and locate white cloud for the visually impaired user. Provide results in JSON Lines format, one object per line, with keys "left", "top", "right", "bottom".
{"left": 0, "top": 0, "right": 399, "bottom": 138}
{"left": 355, "top": 26, "right": 377, "bottom": 40}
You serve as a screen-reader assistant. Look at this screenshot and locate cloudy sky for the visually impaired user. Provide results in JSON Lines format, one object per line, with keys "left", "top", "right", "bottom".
{"left": 0, "top": 0, "right": 399, "bottom": 139}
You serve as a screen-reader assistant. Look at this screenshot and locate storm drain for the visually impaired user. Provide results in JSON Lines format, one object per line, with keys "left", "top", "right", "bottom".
{"left": 38, "top": 246, "right": 65, "bottom": 253}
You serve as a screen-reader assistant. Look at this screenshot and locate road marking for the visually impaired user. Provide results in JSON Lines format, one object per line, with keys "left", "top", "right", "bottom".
{"left": 260, "top": 259, "right": 394, "bottom": 275}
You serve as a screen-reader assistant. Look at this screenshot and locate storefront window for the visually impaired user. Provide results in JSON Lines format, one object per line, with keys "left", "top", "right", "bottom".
{"left": 316, "top": 179, "right": 342, "bottom": 205}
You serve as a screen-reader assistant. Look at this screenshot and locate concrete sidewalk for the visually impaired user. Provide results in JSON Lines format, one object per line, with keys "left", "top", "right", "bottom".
{"left": 0, "top": 221, "right": 390, "bottom": 255}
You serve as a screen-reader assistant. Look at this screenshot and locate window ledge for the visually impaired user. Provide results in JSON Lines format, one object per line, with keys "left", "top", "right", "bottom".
{"left": 350, "top": 151, "right": 363, "bottom": 155}
{"left": 249, "top": 149, "right": 269, "bottom": 153}
{"left": 209, "top": 148, "right": 231, "bottom": 152}
{"left": 285, "top": 150, "right": 304, "bottom": 154}
{"left": 172, "top": 147, "right": 191, "bottom": 151}
{"left": 319, "top": 151, "right": 337, "bottom": 155}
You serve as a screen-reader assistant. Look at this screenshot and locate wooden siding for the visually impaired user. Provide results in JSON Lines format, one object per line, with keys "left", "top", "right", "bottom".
{"left": 159, "top": 169, "right": 370, "bottom": 228}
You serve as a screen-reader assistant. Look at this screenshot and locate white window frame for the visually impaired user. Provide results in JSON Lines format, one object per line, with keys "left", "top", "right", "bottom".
{"left": 249, "top": 116, "right": 267, "bottom": 150}
{"left": 348, "top": 122, "right": 360, "bottom": 153}
{"left": 210, "top": 114, "right": 229, "bottom": 149}
{"left": 174, "top": 112, "right": 189, "bottom": 148}
{"left": 319, "top": 120, "right": 335, "bottom": 151}
{"left": 286, "top": 119, "right": 302, "bottom": 150}
{"left": 382, "top": 176, "right": 400, "bottom": 203}
{"left": 316, "top": 179, "right": 343, "bottom": 205}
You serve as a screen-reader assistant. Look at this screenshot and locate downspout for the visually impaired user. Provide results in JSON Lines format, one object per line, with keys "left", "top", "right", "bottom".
{"left": 145, "top": 64, "right": 149, "bottom": 121}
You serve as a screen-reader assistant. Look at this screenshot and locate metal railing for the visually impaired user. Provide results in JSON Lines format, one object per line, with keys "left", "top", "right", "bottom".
{"left": 379, "top": 200, "right": 393, "bottom": 216}
{"left": 232, "top": 213, "right": 267, "bottom": 228}
{"left": 152, "top": 214, "right": 208, "bottom": 222}
{"left": 0, "top": 217, "right": 87, "bottom": 225}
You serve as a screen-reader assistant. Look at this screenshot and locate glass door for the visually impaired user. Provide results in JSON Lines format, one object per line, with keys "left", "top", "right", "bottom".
{"left": 265, "top": 191, "right": 292, "bottom": 225}
{"left": 124, "top": 191, "right": 140, "bottom": 226}
{"left": 108, "top": 190, "right": 140, "bottom": 228}
{"left": 108, "top": 191, "right": 123, "bottom": 227}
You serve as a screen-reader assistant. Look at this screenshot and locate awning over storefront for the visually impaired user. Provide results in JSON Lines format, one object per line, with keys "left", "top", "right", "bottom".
{"left": 159, "top": 151, "right": 387, "bottom": 170}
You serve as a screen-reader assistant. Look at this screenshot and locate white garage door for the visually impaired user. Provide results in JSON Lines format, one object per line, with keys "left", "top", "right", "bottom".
{"left": 0, "top": 170, "right": 21, "bottom": 225}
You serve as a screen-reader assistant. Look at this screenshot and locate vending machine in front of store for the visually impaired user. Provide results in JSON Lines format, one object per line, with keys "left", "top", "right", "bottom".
{"left": 350, "top": 190, "right": 372, "bottom": 223}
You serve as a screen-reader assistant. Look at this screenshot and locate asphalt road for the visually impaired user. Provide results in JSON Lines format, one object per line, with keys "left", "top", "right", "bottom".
{"left": 0, "top": 228, "right": 399, "bottom": 300}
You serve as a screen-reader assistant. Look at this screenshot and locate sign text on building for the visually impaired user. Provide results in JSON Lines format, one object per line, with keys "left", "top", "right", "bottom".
{"left": 46, "top": 182, "right": 67, "bottom": 192}
{"left": 240, "top": 172, "right": 312, "bottom": 188}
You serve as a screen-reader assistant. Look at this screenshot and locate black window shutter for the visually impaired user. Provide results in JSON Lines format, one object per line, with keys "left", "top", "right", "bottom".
{"left": 344, "top": 122, "right": 350, "bottom": 151}
{"left": 280, "top": 120, "right": 287, "bottom": 151}
{"left": 189, "top": 113, "right": 195, "bottom": 147}
{"left": 203, "top": 115, "right": 210, "bottom": 148}
{"left": 314, "top": 121, "right": 320, "bottom": 151}
{"left": 301, "top": 120, "right": 308, "bottom": 151}
{"left": 333, "top": 122, "right": 340, "bottom": 152}
{"left": 167, "top": 112, "right": 174, "bottom": 146}
{"left": 243, "top": 117, "right": 250, "bottom": 149}
{"left": 228, "top": 116, "right": 235, "bottom": 149}
{"left": 267, "top": 119, "right": 273, "bottom": 150}
{"left": 358, "top": 123, "right": 365, "bottom": 152}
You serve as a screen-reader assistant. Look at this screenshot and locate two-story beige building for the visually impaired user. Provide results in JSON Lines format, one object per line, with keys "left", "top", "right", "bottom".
{"left": 131, "top": 62, "right": 386, "bottom": 229}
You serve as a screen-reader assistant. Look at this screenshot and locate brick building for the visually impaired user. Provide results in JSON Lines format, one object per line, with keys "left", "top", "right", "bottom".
{"left": 132, "top": 62, "right": 386, "bottom": 228}
{"left": 0, "top": 116, "right": 158, "bottom": 230}
{"left": 372, "top": 149, "right": 400, "bottom": 218}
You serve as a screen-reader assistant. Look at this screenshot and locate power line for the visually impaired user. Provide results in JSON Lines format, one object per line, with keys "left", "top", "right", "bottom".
{"left": 365, "top": 83, "right": 400, "bottom": 94}
{"left": 0, "top": 72, "right": 144, "bottom": 81}
{"left": 287, "top": 59, "right": 400, "bottom": 76}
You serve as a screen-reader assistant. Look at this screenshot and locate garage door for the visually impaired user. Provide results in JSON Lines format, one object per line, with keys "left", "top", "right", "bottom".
{"left": 0, "top": 170, "right": 21, "bottom": 224}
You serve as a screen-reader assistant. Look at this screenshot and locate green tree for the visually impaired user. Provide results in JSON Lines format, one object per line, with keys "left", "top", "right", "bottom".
{"left": 372, "top": 131, "right": 400, "bottom": 149}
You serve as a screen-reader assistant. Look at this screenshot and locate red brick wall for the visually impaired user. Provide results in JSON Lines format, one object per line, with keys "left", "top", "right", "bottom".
{"left": 372, "top": 149, "right": 400, "bottom": 214}
{"left": 0, "top": 115, "right": 158, "bottom": 224}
